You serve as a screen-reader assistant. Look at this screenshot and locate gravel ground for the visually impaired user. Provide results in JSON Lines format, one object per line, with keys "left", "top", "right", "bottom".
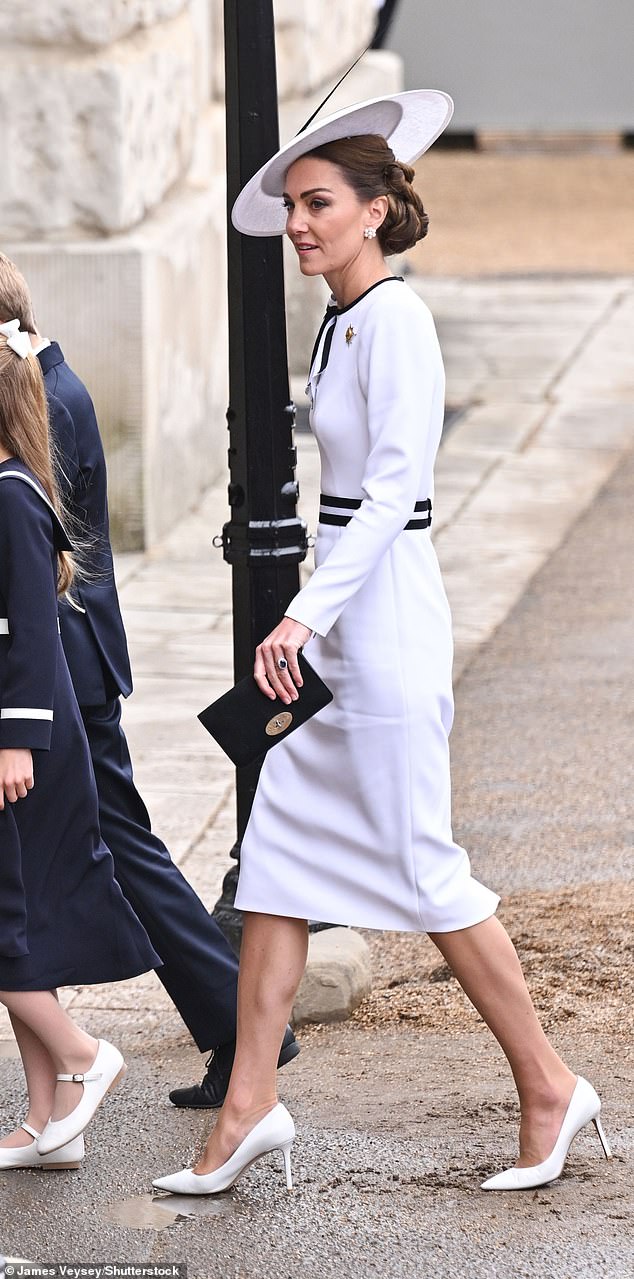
{"left": 409, "top": 151, "right": 634, "bottom": 275}
{"left": 355, "top": 882, "right": 634, "bottom": 1040}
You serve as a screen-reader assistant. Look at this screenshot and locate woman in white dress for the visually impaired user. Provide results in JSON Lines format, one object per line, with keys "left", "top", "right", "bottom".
{"left": 154, "top": 91, "right": 610, "bottom": 1196}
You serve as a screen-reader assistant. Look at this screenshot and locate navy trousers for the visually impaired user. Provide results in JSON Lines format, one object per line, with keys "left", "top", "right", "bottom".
{"left": 81, "top": 697, "right": 239, "bottom": 1052}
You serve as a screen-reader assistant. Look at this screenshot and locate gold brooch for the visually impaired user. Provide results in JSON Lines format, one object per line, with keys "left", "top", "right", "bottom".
{"left": 345, "top": 325, "right": 356, "bottom": 345}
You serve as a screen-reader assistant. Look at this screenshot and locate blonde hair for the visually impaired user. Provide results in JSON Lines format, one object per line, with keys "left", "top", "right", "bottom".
{"left": 0, "top": 337, "right": 74, "bottom": 594}
{"left": 0, "top": 253, "right": 37, "bottom": 333}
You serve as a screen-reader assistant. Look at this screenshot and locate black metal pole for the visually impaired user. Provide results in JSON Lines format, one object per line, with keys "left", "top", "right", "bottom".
{"left": 213, "top": 0, "right": 307, "bottom": 950}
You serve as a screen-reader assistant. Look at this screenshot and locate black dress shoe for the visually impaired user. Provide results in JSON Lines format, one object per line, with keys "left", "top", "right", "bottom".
{"left": 168, "top": 1025, "right": 300, "bottom": 1109}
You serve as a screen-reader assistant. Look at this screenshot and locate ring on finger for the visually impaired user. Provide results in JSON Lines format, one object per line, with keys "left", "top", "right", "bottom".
{"left": 276, "top": 657, "right": 288, "bottom": 671}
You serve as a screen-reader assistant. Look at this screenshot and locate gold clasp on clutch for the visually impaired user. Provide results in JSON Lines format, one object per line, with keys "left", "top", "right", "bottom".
{"left": 265, "top": 711, "right": 294, "bottom": 736}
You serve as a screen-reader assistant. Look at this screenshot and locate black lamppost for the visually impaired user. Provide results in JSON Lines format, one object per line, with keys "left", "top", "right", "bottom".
{"left": 212, "top": 0, "right": 307, "bottom": 950}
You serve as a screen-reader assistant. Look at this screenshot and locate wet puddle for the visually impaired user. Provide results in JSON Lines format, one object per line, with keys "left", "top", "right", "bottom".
{"left": 103, "top": 1192, "right": 242, "bottom": 1231}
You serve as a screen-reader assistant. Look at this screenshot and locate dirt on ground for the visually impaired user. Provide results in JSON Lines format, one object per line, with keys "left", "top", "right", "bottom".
{"left": 348, "top": 882, "right": 634, "bottom": 1040}
{"left": 410, "top": 150, "right": 634, "bottom": 275}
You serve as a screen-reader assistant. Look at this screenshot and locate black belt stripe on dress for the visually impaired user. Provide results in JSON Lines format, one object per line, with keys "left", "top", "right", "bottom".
{"left": 319, "top": 494, "right": 432, "bottom": 531}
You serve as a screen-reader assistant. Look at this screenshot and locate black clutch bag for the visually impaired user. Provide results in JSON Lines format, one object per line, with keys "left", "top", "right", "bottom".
{"left": 197, "top": 652, "right": 333, "bottom": 768}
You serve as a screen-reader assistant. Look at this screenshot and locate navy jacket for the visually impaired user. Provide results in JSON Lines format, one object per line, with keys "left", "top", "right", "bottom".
{"left": 0, "top": 463, "right": 71, "bottom": 750}
{"left": 38, "top": 343, "right": 133, "bottom": 705}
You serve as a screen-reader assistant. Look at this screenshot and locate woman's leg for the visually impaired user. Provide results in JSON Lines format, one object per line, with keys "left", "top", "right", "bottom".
{"left": 0, "top": 990, "right": 99, "bottom": 1122}
{"left": 195, "top": 912, "right": 308, "bottom": 1175}
{"left": 428, "top": 916, "right": 577, "bottom": 1165}
{"left": 0, "top": 1010, "right": 58, "bottom": 1147}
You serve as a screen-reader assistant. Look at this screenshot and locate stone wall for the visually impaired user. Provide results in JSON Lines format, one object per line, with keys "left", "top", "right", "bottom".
{"left": 1, "top": 0, "right": 398, "bottom": 548}
{"left": 1, "top": 20, "right": 197, "bottom": 236}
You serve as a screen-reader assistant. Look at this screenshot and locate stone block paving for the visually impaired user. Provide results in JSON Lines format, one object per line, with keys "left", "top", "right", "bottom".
{"left": 1, "top": 272, "right": 631, "bottom": 1042}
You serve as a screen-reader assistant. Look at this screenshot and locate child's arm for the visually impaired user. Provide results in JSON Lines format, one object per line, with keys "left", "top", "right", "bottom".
{"left": 0, "top": 748, "right": 33, "bottom": 811}
{"left": 0, "top": 480, "right": 60, "bottom": 810}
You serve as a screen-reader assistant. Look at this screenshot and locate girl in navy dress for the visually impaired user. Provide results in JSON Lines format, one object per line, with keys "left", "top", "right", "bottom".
{"left": 0, "top": 323, "right": 160, "bottom": 1170}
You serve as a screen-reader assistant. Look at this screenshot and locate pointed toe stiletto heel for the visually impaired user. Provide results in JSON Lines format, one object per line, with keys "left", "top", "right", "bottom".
{"left": 152, "top": 1102, "right": 296, "bottom": 1196}
{"left": 0, "top": 1123, "right": 85, "bottom": 1171}
{"left": 481, "top": 1076, "right": 612, "bottom": 1191}
{"left": 36, "top": 1039, "right": 126, "bottom": 1155}
{"left": 280, "top": 1138, "right": 294, "bottom": 1191}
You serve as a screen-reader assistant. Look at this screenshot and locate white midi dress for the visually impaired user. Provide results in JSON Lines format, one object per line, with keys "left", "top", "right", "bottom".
{"left": 236, "top": 277, "right": 499, "bottom": 932}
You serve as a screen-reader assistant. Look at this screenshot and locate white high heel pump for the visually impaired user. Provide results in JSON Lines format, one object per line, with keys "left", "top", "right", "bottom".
{"left": 152, "top": 1102, "right": 295, "bottom": 1196}
{"left": 0, "top": 1123, "right": 84, "bottom": 1170}
{"left": 481, "top": 1076, "right": 612, "bottom": 1191}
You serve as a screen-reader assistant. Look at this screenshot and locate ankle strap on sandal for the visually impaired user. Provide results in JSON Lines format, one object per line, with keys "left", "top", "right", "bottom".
{"left": 56, "top": 1070, "right": 101, "bottom": 1083}
{"left": 22, "top": 1122, "right": 40, "bottom": 1139}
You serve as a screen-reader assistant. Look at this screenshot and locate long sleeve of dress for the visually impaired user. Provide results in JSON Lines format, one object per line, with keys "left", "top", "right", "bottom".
{"left": 285, "top": 296, "right": 443, "bottom": 637}
{"left": 0, "top": 481, "right": 60, "bottom": 750}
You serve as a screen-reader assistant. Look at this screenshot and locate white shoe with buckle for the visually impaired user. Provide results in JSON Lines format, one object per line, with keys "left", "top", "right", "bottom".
{"left": 0, "top": 1123, "right": 84, "bottom": 1170}
{"left": 36, "top": 1039, "right": 126, "bottom": 1155}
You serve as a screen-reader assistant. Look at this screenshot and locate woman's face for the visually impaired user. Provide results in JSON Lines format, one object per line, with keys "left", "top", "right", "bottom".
{"left": 283, "top": 156, "right": 383, "bottom": 278}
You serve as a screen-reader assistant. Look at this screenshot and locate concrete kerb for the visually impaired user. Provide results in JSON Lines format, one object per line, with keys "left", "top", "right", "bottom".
{"left": 293, "top": 928, "right": 372, "bottom": 1025}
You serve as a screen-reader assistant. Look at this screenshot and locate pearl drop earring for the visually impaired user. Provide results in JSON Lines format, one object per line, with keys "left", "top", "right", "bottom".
{"left": 363, "top": 227, "right": 377, "bottom": 239}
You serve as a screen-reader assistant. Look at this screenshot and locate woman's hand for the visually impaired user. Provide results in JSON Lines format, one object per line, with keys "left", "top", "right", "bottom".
{"left": 0, "top": 749, "right": 34, "bottom": 811}
{"left": 254, "top": 617, "right": 313, "bottom": 703}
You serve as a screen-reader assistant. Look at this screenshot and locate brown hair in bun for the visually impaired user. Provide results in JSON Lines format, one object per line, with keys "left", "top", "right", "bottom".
{"left": 305, "top": 134, "right": 429, "bottom": 254}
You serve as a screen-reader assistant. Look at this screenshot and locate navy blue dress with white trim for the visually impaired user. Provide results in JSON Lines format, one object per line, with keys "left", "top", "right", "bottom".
{"left": 0, "top": 459, "right": 161, "bottom": 988}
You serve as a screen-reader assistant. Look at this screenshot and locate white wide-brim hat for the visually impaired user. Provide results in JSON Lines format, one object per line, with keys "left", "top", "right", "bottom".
{"left": 231, "top": 89, "right": 454, "bottom": 237}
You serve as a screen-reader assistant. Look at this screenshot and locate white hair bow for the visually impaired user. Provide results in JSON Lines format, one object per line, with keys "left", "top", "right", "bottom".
{"left": 0, "top": 318, "right": 31, "bottom": 359}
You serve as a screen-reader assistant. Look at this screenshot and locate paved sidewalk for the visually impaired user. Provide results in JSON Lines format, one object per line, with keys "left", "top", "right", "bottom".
{"left": 0, "top": 273, "right": 631, "bottom": 1041}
